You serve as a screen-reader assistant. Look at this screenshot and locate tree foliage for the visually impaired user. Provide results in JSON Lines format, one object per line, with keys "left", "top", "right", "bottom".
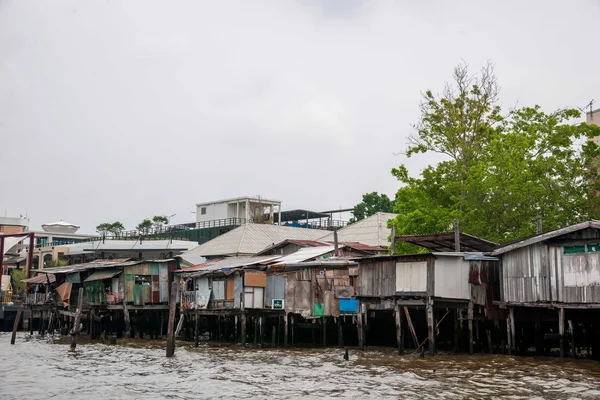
{"left": 43, "top": 258, "right": 68, "bottom": 268}
{"left": 392, "top": 62, "right": 600, "bottom": 245}
{"left": 152, "top": 215, "right": 169, "bottom": 231}
{"left": 136, "top": 219, "right": 153, "bottom": 234}
{"left": 350, "top": 192, "right": 394, "bottom": 223}
{"left": 10, "top": 269, "right": 27, "bottom": 296}
{"left": 96, "top": 222, "right": 125, "bottom": 237}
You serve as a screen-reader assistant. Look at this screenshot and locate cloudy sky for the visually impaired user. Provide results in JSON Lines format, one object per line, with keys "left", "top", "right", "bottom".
{"left": 0, "top": 0, "right": 598, "bottom": 233}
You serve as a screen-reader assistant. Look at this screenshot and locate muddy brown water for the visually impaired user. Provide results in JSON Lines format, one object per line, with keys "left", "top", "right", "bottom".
{"left": 1, "top": 333, "right": 600, "bottom": 399}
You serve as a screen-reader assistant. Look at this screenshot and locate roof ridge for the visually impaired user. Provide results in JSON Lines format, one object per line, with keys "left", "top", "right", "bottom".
{"left": 236, "top": 223, "right": 250, "bottom": 255}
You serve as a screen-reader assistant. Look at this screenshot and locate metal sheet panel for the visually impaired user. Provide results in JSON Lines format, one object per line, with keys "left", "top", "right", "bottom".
{"left": 434, "top": 257, "right": 470, "bottom": 300}
{"left": 234, "top": 273, "right": 243, "bottom": 308}
{"left": 285, "top": 274, "right": 312, "bottom": 317}
{"left": 266, "top": 275, "right": 285, "bottom": 306}
{"left": 125, "top": 280, "right": 134, "bottom": 303}
{"left": 213, "top": 280, "right": 226, "bottom": 300}
{"left": 396, "top": 261, "right": 427, "bottom": 292}
{"left": 149, "top": 263, "right": 160, "bottom": 275}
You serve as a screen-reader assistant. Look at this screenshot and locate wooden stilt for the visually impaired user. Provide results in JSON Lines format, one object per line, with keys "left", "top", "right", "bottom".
{"left": 259, "top": 316, "right": 265, "bottom": 348}
{"left": 166, "top": 281, "right": 179, "bottom": 358}
{"left": 486, "top": 330, "right": 493, "bottom": 354}
{"left": 535, "top": 312, "right": 542, "bottom": 355}
{"left": 29, "top": 307, "right": 34, "bottom": 336}
{"left": 454, "top": 309, "right": 460, "bottom": 352}
{"left": 311, "top": 320, "right": 316, "bottom": 345}
{"left": 234, "top": 315, "right": 239, "bottom": 343}
{"left": 357, "top": 308, "right": 364, "bottom": 351}
{"left": 506, "top": 310, "right": 512, "bottom": 356}
{"left": 510, "top": 307, "right": 516, "bottom": 355}
{"left": 338, "top": 317, "right": 344, "bottom": 347}
{"left": 123, "top": 298, "right": 131, "bottom": 338}
{"left": 283, "top": 314, "right": 289, "bottom": 347}
{"left": 322, "top": 317, "right": 327, "bottom": 348}
{"left": 253, "top": 317, "right": 258, "bottom": 346}
{"left": 195, "top": 312, "right": 199, "bottom": 347}
{"left": 241, "top": 312, "right": 247, "bottom": 346}
{"left": 403, "top": 307, "right": 419, "bottom": 349}
{"left": 426, "top": 300, "right": 435, "bottom": 356}
{"left": 468, "top": 301, "right": 474, "bottom": 355}
{"left": 568, "top": 319, "right": 575, "bottom": 359}
{"left": 272, "top": 325, "right": 276, "bottom": 348}
{"left": 11, "top": 308, "right": 22, "bottom": 345}
{"left": 291, "top": 315, "right": 295, "bottom": 346}
{"left": 394, "top": 304, "right": 404, "bottom": 355}
{"left": 475, "top": 319, "right": 480, "bottom": 353}
{"left": 70, "top": 288, "right": 84, "bottom": 350}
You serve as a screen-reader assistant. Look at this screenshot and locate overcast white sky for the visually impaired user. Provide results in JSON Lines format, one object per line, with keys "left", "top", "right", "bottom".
{"left": 0, "top": 0, "right": 599, "bottom": 233}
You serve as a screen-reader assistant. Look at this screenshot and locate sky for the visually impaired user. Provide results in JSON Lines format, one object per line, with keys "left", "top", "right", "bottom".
{"left": 0, "top": 0, "right": 599, "bottom": 233}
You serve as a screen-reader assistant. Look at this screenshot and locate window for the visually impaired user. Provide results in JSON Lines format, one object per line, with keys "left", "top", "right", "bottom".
{"left": 201, "top": 207, "right": 207, "bottom": 215}
{"left": 588, "top": 244, "right": 600, "bottom": 252}
{"left": 564, "top": 246, "right": 586, "bottom": 254}
{"left": 296, "top": 269, "right": 312, "bottom": 281}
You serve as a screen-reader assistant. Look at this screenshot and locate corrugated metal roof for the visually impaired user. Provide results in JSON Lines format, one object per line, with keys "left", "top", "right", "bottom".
{"left": 183, "top": 255, "right": 280, "bottom": 276}
{"left": 84, "top": 269, "right": 122, "bottom": 282}
{"left": 270, "top": 245, "right": 336, "bottom": 265}
{"left": 22, "top": 273, "right": 56, "bottom": 284}
{"left": 34, "top": 258, "right": 131, "bottom": 274}
{"left": 61, "top": 239, "right": 198, "bottom": 254}
{"left": 319, "top": 213, "right": 397, "bottom": 247}
{"left": 395, "top": 232, "right": 498, "bottom": 252}
{"left": 179, "top": 223, "right": 328, "bottom": 258}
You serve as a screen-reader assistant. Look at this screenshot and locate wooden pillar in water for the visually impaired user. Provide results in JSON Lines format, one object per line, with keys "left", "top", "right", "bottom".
{"left": 426, "top": 300, "right": 435, "bottom": 356}
{"left": 29, "top": 306, "right": 34, "bottom": 336}
{"left": 510, "top": 307, "right": 516, "bottom": 355}
{"left": 241, "top": 312, "right": 247, "bottom": 346}
{"left": 123, "top": 298, "right": 131, "bottom": 338}
{"left": 272, "top": 324, "right": 276, "bottom": 348}
{"left": 558, "top": 308, "right": 565, "bottom": 358}
{"left": 506, "top": 308, "right": 513, "bottom": 356}
{"left": 568, "top": 320, "right": 575, "bottom": 359}
{"left": 468, "top": 301, "right": 474, "bottom": 355}
{"left": 259, "top": 316, "right": 265, "bottom": 348}
{"left": 357, "top": 306, "right": 365, "bottom": 351}
{"left": 454, "top": 309, "right": 460, "bottom": 352}
{"left": 394, "top": 304, "right": 404, "bottom": 355}
{"left": 234, "top": 315, "right": 239, "bottom": 344}
{"left": 166, "top": 280, "right": 179, "bottom": 358}
{"left": 486, "top": 330, "right": 493, "bottom": 354}
{"left": 291, "top": 315, "right": 295, "bottom": 346}
{"left": 11, "top": 308, "right": 22, "bottom": 345}
{"left": 253, "top": 317, "right": 259, "bottom": 346}
{"left": 70, "top": 288, "right": 84, "bottom": 350}
{"left": 322, "top": 317, "right": 327, "bottom": 348}
{"left": 195, "top": 312, "right": 199, "bottom": 347}
{"left": 338, "top": 317, "right": 344, "bottom": 347}
{"left": 283, "top": 314, "right": 289, "bottom": 347}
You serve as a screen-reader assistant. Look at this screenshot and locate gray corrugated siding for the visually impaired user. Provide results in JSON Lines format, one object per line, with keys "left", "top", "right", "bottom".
{"left": 266, "top": 275, "right": 285, "bottom": 306}
{"left": 357, "top": 259, "right": 396, "bottom": 297}
{"left": 503, "top": 240, "right": 600, "bottom": 304}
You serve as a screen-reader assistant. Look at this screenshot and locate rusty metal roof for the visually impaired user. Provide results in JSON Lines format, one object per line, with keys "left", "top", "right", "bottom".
{"left": 22, "top": 273, "right": 56, "bottom": 284}
{"left": 32, "top": 258, "right": 131, "bottom": 274}
{"left": 394, "top": 232, "right": 498, "bottom": 253}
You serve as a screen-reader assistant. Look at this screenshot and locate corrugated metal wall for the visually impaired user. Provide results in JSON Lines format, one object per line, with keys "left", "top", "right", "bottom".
{"left": 502, "top": 243, "right": 551, "bottom": 303}
{"left": 434, "top": 256, "right": 470, "bottom": 300}
{"left": 395, "top": 261, "right": 427, "bottom": 293}
{"left": 266, "top": 275, "right": 285, "bottom": 307}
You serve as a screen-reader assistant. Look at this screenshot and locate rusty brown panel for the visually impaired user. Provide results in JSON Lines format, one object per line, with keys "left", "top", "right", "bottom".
{"left": 245, "top": 272, "right": 267, "bottom": 287}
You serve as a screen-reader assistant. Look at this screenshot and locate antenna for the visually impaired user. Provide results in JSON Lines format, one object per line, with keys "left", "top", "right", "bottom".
{"left": 578, "top": 99, "right": 595, "bottom": 114}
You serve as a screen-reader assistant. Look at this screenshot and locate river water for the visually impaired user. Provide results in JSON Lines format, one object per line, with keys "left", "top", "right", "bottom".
{"left": 1, "top": 333, "right": 600, "bottom": 399}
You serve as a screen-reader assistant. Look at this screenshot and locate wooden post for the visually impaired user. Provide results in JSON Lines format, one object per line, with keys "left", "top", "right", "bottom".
{"left": 322, "top": 317, "right": 327, "bottom": 348}
{"left": 454, "top": 309, "right": 460, "bottom": 352}
{"left": 122, "top": 298, "right": 131, "bottom": 338}
{"left": 468, "top": 301, "right": 474, "bottom": 355}
{"left": 311, "top": 320, "right": 316, "bottom": 345}
{"left": 291, "top": 315, "right": 295, "bottom": 346}
{"left": 11, "top": 308, "right": 22, "bottom": 345}
{"left": 426, "top": 300, "right": 435, "bottom": 356}
{"left": 394, "top": 304, "right": 404, "bottom": 355}
{"left": 535, "top": 312, "right": 542, "bottom": 355}
{"left": 568, "top": 319, "right": 575, "bottom": 359}
{"left": 259, "top": 316, "right": 265, "bottom": 348}
{"left": 536, "top": 215, "right": 543, "bottom": 234}
{"left": 506, "top": 309, "right": 512, "bottom": 356}
{"left": 195, "top": 312, "right": 199, "bottom": 347}
{"left": 70, "top": 287, "right": 84, "bottom": 350}
{"left": 454, "top": 220, "right": 461, "bottom": 251}
{"left": 166, "top": 280, "right": 179, "bottom": 358}
{"left": 510, "top": 307, "right": 516, "bottom": 355}
{"left": 241, "top": 312, "right": 247, "bottom": 346}
{"left": 283, "top": 314, "right": 289, "bottom": 347}
{"left": 234, "top": 315, "right": 239, "bottom": 343}
{"left": 253, "top": 317, "right": 259, "bottom": 346}
{"left": 29, "top": 306, "right": 34, "bottom": 336}
{"left": 272, "top": 325, "right": 276, "bottom": 348}
{"left": 475, "top": 319, "right": 480, "bottom": 353}
{"left": 486, "top": 330, "right": 493, "bottom": 354}
{"left": 338, "top": 317, "right": 344, "bottom": 347}
{"left": 160, "top": 312, "right": 164, "bottom": 339}
{"left": 403, "top": 307, "right": 419, "bottom": 348}
{"left": 357, "top": 307, "right": 364, "bottom": 351}
{"left": 391, "top": 224, "right": 396, "bottom": 255}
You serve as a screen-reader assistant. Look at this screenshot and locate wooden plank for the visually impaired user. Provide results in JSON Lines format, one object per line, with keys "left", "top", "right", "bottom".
{"left": 558, "top": 308, "right": 565, "bottom": 358}
{"left": 403, "top": 306, "right": 419, "bottom": 348}
{"left": 70, "top": 287, "right": 84, "bottom": 350}
{"left": 11, "top": 308, "right": 22, "bottom": 345}
{"left": 166, "top": 280, "right": 179, "bottom": 357}
{"left": 468, "top": 301, "right": 474, "bottom": 355}
{"left": 426, "top": 300, "right": 435, "bottom": 355}
{"left": 394, "top": 303, "right": 404, "bottom": 355}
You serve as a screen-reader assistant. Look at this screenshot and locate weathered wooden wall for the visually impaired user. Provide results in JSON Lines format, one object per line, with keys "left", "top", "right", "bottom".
{"left": 357, "top": 259, "right": 396, "bottom": 297}
{"left": 434, "top": 256, "right": 470, "bottom": 300}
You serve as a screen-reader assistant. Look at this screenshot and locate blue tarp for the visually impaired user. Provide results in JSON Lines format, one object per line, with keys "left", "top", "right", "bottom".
{"left": 339, "top": 298, "right": 358, "bottom": 313}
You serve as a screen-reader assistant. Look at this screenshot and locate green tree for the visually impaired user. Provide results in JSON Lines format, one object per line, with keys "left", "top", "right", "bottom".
{"left": 152, "top": 215, "right": 169, "bottom": 231}
{"left": 136, "top": 219, "right": 153, "bottom": 234}
{"left": 108, "top": 221, "right": 125, "bottom": 238}
{"left": 10, "top": 269, "right": 27, "bottom": 296}
{"left": 43, "top": 258, "right": 68, "bottom": 268}
{"left": 350, "top": 192, "right": 394, "bottom": 223}
{"left": 391, "top": 62, "right": 600, "bottom": 246}
{"left": 96, "top": 223, "right": 112, "bottom": 236}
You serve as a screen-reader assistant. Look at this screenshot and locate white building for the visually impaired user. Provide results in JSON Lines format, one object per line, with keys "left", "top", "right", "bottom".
{"left": 195, "top": 196, "right": 282, "bottom": 225}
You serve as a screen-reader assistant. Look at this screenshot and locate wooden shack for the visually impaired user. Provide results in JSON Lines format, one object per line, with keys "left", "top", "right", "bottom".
{"left": 356, "top": 251, "right": 501, "bottom": 355}
{"left": 491, "top": 220, "right": 600, "bottom": 358}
